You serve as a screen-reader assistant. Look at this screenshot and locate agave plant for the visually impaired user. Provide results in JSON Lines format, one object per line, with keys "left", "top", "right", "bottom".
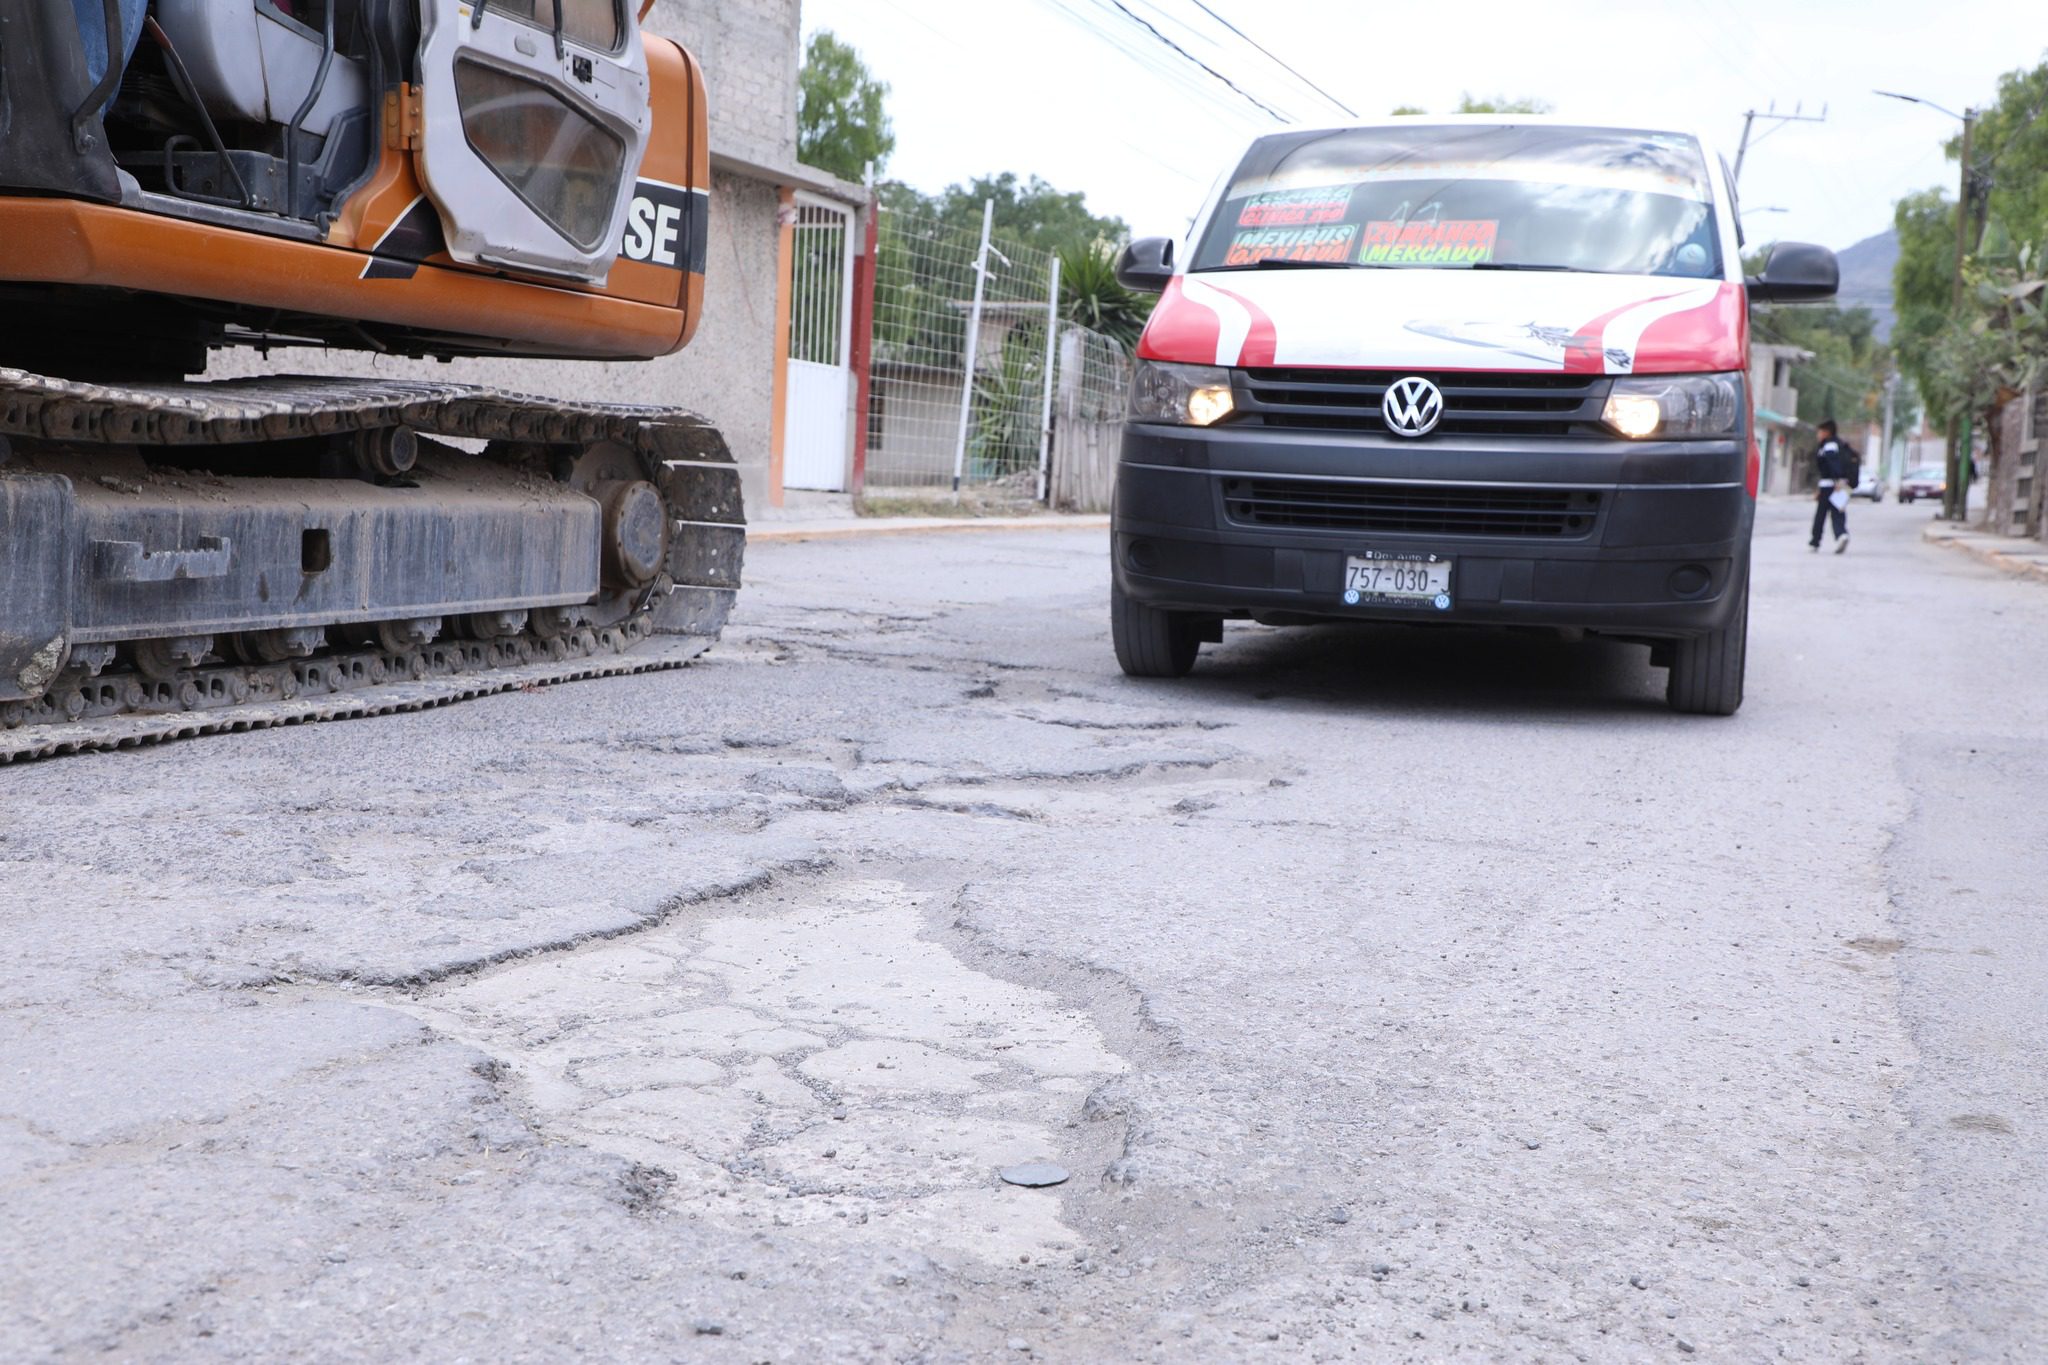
{"left": 967, "top": 319, "right": 1050, "bottom": 478}
{"left": 1057, "top": 242, "right": 1152, "bottom": 351}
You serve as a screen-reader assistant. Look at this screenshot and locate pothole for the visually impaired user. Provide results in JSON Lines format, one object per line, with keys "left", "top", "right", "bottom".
{"left": 383, "top": 878, "right": 1131, "bottom": 1265}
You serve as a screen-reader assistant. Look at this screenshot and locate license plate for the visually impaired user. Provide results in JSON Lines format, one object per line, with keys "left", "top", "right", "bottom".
{"left": 1344, "top": 552, "right": 1453, "bottom": 611}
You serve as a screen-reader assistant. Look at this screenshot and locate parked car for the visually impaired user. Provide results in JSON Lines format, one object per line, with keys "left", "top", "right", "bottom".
{"left": 1898, "top": 465, "right": 1946, "bottom": 503}
{"left": 1109, "top": 117, "right": 1836, "bottom": 715}
{"left": 1852, "top": 472, "right": 1884, "bottom": 501}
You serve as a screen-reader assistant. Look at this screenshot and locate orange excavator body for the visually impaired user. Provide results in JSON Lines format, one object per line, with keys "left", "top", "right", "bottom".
{"left": 0, "top": 30, "right": 709, "bottom": 363}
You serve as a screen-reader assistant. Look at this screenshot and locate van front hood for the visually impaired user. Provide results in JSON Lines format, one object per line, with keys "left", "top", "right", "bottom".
{"left": 1136, "top": 268, "right": 1746, "bottom": 376}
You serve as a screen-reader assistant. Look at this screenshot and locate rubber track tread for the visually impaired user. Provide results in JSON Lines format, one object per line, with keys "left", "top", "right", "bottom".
{"left": 0, "top": 368, "right": 730, "bottom": 459}
{"left": 0, "top": 639, "right": 711, "bottom": 765}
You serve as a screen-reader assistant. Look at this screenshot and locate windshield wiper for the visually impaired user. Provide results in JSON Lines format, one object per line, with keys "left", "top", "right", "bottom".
{"left": 1198, "top": 259, "right": 1390, "bottom": 273}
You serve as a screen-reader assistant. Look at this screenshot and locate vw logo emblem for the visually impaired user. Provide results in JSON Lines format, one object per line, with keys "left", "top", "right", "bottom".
{"left": 1382, "top": 376, "right": 1444, "bottom": 438}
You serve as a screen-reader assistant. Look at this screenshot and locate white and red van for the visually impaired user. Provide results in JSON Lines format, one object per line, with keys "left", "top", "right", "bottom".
{"left": 1110, "top": 118, "right": 1837, "bottom": 714}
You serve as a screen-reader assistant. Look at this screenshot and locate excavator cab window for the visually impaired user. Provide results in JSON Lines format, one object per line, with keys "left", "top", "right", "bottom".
{"left": 414, "top": 0, "right": 650, "bottom": 282}
{"left": 453, "top": 59, "right": 626, "bottom": 251}
{"left": 475, "top": 0, "right": 623, "bottom": 54}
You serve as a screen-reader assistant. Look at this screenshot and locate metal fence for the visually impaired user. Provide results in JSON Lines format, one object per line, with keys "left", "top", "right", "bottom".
{"left": 864, "top": 200, "right": 1130, "bottom": 508}
{"left": 1048, "top": 322, "right": 1131, "bottom": 512}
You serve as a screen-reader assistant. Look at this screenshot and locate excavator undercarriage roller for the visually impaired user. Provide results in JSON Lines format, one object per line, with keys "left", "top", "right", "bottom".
{"left": 0, "top": 368, "right": 745, "bottom": 763}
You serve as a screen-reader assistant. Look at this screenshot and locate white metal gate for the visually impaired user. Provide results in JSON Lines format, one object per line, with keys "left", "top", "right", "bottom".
{"left": 784, "top": 196, "right": 855, "bottom": 492}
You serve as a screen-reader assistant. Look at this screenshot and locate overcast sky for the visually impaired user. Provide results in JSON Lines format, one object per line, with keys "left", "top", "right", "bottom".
{"left": 801, "top": 0, "right": 2044, "bottom": 257}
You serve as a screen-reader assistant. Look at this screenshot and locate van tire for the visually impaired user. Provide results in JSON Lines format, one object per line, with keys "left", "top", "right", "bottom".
{"left": 1112, "top": 580, "right": 1204, "bottom": 678}
{"left": 1665, "top": 573, "right": 1748, "bottom": 716}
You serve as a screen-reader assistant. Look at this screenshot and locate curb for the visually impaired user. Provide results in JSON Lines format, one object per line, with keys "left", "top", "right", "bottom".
{"left": 749, "top": 515, "right": 1110, "bottom": 544}
{"left": 1923, "top": 524, "right": 2048, "bottom": 585}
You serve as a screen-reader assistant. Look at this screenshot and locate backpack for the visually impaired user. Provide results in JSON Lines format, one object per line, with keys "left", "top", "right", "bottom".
{"left": 1840, "top": 440, "right": 1862, "bottom": 487}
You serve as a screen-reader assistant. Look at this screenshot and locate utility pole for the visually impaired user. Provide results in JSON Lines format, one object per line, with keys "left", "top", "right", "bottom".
{"left": 1879, "top": 373, "right": 1898, "bottom": 489}
{"left": 1945, "top": 107, "right": 1977, "bottom": 522}
{"left": 1733, "top": 102, "right": 1828, "bottom": 184}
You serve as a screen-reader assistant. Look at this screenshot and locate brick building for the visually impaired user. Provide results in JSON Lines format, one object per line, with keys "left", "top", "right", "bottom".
{"left": 216, "top": 0, "right": 866, "bottom": 515}
{"left": 1987, "top": 376, "right": 2046, "bottom": 540}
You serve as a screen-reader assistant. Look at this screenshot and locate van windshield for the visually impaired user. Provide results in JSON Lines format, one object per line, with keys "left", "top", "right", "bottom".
{"left": 1191, "top": 124, "right": 1723, "bottom": 279}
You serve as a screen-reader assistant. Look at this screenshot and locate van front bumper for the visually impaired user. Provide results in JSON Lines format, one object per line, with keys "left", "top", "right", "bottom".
{"left": 1112, "top": 424, "right": 1753, "bottom": 637}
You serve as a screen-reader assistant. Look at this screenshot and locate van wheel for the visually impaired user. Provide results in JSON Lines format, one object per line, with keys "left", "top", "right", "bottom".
{"left": 1665, "top": 574, "right": 1748, "bottom": 716}
{"left": 1112, "top": 580, "right": 1206, "bottom": 678}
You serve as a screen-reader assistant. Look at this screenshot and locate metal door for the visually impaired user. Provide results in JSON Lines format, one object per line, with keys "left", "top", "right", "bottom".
{"left": 784, "top": 196, "right": 855, "bottom": 492}
{"left": 416, "top": 0, "right": 649, "bottom": 283}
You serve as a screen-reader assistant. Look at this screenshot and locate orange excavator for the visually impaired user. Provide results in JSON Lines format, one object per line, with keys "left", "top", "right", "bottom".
{"left": 0, "top": 0, "right": 743, "bottom": 761}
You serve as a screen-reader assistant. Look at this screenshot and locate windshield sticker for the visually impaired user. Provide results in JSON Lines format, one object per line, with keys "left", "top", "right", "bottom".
{"left": 1360, "top": 220, "right": 1498, "bottom": 265}
{"left": 1236, "top": 186, "right": 1354, "bottom": 227}
{"left": 1225, "top": 224, "right": 1359, "bottom": 265}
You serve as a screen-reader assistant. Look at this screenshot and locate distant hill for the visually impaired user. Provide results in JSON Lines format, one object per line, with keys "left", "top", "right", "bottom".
{"left": 1832, "top": 229, "right": 1899, "bottom": 340}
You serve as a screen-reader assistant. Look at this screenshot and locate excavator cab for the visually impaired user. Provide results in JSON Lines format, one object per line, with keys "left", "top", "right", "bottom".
{"left": 129, "top": 0, "right": 652, "bottom": 281}
{"left": 0, "top": 0, "right": 702, "bottom": 368}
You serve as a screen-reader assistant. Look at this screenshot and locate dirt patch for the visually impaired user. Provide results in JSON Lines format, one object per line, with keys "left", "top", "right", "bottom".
{"left": 1846, "top": 936, "right": 1905, "bottom": 956}
{"left": 1947, "top": 1113, "right": 2016, "bottom": 1135}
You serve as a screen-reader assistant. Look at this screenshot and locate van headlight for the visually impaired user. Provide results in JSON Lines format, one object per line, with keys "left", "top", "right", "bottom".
{"left": 1601, "top": 374, "right": 1744, "bottom": 440}
{"left": 1128, "top": 361, "right": 1236, "bottom": 426}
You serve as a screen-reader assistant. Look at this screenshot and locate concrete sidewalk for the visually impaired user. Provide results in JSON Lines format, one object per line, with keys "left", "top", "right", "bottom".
{"left": 1924, "top": 522, "right": 2048, "bottom": 584}
{"left": 750, "top": 513, "right": 1109, "bottom": 543}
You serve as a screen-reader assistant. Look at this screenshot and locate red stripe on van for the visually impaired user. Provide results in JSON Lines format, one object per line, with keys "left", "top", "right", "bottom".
{"left": 1136, "top": 278, "right": 1222, "bottom": 364}
{"left": 1633, "top": 283, "right": 1746, "bottom": 374}
{"left": 1200, "top": 282, "right": 1278, "bottom": 366}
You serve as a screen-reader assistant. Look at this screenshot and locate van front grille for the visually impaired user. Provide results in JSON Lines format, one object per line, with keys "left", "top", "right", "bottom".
{"left": 1233, "top": 368, "right": 1609, "bottom": 438}
{"left": 1221, "top": 477, "right": 1602, "bottom": 538}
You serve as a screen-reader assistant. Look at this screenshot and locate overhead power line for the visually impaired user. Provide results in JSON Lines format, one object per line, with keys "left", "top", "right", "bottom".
{"left": 1096, "top": 0, "right": 1290, "bottom": 122}
{"left": 1033, "top": 0, "right": 1280, "bottom": 132}
{"left": 864, "top": 0, "right": 1214, "bottom": 188}
{"left": 1178, "top": 0, "right": 1356, "bottom": 118}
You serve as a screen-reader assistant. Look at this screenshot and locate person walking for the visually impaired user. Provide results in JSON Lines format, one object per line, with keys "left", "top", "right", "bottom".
{"left": 1809, "top": 419, "right": 1854, "bottom": 553}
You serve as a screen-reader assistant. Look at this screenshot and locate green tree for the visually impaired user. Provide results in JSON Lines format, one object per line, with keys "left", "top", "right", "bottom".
{"left": 1391, "top": 95, "right": 1552, "bottom": 115}
{"left": 1891, "top": 187, "right": 1959, "bottom": 413}
{"left": 1967, "top": 58, "right": 2048, "bottom": 254}
{"left": 929, "top": 173, "right": 1129, "bottom": 258}
{"left": 872, "top": 174, "right": 1136, "bottom": 359}
{"left": 1889, "top": 53, "right": 2048, "bottom": 428}
{"left": 1753, "top": 300, "right": 1890, "bottom": 427}
{"left": 797, "top": 31, "right": 893, "bottom": 182}
{"left": 1454, "top": 93, "right": 1553, "bottom": 114}
{"left": 1746, "top": 245, "right": 1894, "bottom": 429}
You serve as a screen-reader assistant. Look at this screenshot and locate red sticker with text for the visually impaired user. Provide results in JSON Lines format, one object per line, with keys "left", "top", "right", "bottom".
{"left": 1360, "top": 220, "right": 1498, "bottom": 265}
{"left": 1236, "top": 186, "right": 1355, "bottom": 228}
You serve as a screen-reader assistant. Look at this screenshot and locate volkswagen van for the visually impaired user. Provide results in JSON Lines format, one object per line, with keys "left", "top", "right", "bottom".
{"left": 1109, "top": 119, "right": 1837, "bottom": 714}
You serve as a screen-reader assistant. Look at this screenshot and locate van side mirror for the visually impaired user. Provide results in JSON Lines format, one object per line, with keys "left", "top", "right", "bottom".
{"left": 1746, "top": 241, "right": 1838, "bottom": 303}
{"left": 1115, "top": 237, "right": 1175, "bottom": 293}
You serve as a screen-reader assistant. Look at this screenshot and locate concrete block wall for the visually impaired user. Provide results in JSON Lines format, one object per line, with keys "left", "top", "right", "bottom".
{"left": 647, "top": 1, "right": 800, "bottom": 174}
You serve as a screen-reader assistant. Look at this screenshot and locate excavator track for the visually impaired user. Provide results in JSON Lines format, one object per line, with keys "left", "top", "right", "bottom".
{"left": 0, "top": 369, "right": 745, "bottom": 765}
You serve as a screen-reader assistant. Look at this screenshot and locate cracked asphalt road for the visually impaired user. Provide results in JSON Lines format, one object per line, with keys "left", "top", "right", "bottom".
{"left": 4, "top": 498, "right": 2045, "bottom": 1362}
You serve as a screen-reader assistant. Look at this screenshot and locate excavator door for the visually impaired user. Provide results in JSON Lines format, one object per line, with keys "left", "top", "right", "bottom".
{"left": 415, "top": 0, "right": 650, "bottom": 283}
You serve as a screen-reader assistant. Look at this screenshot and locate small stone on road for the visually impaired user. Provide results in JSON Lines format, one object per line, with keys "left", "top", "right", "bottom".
{"left": 1000, "top": 1162, "right": 1070, "bottom": 1188}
